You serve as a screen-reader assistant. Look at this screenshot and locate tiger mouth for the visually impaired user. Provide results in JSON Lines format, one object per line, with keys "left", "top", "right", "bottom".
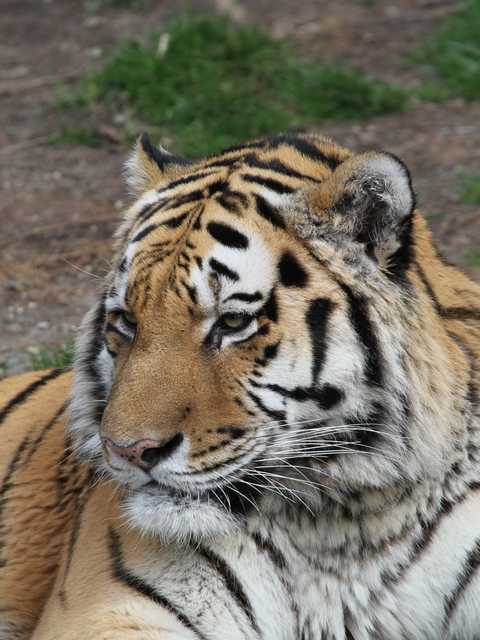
{"left": 134, "top": 455, "right": 268, "bottom": 516}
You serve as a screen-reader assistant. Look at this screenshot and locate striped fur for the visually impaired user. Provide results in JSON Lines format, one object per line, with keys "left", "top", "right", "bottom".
{"left": 0, "top": 132, "right": 479, "bottom": 639}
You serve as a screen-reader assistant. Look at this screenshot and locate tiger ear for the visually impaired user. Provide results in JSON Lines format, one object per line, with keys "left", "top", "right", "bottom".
{"left": 125, "top": 133, "right": 191, "bottom": 195}
{"left": 307, "top": 151, "right": 415, "bottom": 262}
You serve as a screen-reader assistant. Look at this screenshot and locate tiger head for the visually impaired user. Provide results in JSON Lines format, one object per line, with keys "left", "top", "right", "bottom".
{"left": 70, "top": 132, "right": 462, "bottom": 542}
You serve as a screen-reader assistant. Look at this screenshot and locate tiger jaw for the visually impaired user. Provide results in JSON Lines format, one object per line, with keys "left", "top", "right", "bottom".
{"left": 123, "top": 482, "right": 241, "bottom": 543}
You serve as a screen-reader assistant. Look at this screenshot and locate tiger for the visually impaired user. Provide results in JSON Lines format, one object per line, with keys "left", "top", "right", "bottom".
{"left": 1, "top": 131, "right": 479, "bottom": 640}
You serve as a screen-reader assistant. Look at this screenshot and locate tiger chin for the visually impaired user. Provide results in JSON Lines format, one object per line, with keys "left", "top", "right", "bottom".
{"left": 1, "top": 130, "right": 479, "bottom": 640}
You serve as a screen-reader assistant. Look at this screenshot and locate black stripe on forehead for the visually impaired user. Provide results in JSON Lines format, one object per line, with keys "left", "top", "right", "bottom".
{"left": 254, "top": 194, "right": 286, "bottom": 229}
{"left": 131, "top": 211, "right": 190, "bottom": 243}
{"left": 244, "top": 155, "right": 322, "bottom": 183}
{"left": 267, "top": 133, "right": 343, "bottom": 170}
{"left": 161, "top": 169, "right": 220, "bottom": 191}
{"left": 241, "top": 174, "right": 295, "bottom": 194}
{"left": 225, "top": 291, "right": 262, "bottom": 303}
{"left": 207, "top": 222, "right": 249, "bottom": 249}
{"left": 209, "top": 258, "right": 239, "bottom": 282}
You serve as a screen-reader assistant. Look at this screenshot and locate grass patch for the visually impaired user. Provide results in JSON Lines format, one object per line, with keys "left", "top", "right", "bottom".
{"left": 27, "top": 340, "right": 75, "bottom": 371}
{"left": 458, "top": 174, "right": 480, "bottom": 205}
{"left": 49, "top": 126, "right": 101, "bottom": 147}
{"left": 67, "top": 14, "right": 407, "bottom": 156}
{"left": 464, "top": 249, "right": 480, "bottom": 268}
{"left": 425, "top": 210, "right": 448, "bottom": 222}
{"left": 411, "top": 0, "right": 480, "bottom": 101}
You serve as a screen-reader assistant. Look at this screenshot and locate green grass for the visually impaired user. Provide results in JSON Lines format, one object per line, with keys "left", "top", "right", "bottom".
{"left": 49, "top": 127, "right": 101, "bottom": 147}
{"left": 464, "top": 249, "right": 480, "bottom": 268}
{"left": 67, "top": 14, "right": 407, "bottom": 156}
{"left": 459, "top": 174, "right": 480, "bottom": 205}
{"left": 27, "top": 340, "right": 75, "bottom": 371}
{"left": 411, "top": 0, "right": 480, "bottom": 101}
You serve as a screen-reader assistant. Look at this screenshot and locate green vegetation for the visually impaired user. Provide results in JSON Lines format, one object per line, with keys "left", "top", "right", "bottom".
{"left": 49, "top": 127, "right": 100, "bottom": 147}
{"left": 66, "top": 14, "right": 407, "bottom": 156}
{"left": 465, "top": 249, "right": 480, "bottom": 268}
{"left": 28, "top": 340, "right": 75, "bottom": 371}
{"left": 411, "top": 0, "right": 480, "bottom": 101}
{"left": 459, "top": 174, "right": 480, "bottom": 205}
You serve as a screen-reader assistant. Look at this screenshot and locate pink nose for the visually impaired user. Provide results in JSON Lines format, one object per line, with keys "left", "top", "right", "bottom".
{"left": 104, "top": 433, "right": 184, "bottom": 471}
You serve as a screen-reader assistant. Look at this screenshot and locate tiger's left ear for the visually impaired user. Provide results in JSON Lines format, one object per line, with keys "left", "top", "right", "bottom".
{"left": 125, "top": 133, "right": 192, "bottom": 195}
{"left": 305, "top": 151, "right": 415, "bottom": 265}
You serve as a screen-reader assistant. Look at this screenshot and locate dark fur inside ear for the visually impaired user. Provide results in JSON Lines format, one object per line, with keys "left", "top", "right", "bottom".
{"left": 334, "top": 152, "right": 415, "bottom": 246}
{"left": 125, "top": 133, "right": 192, "bottom": 194}
{"left": 140, "top": 133, "right": 191, "bottom": 171}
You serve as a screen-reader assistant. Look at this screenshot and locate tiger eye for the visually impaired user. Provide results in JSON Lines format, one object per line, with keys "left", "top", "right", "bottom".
{"left": 122, "top": 310, "right": 137, "bottom": 326}
{"left": 221, "top": 314, "right": 248, "bottom": 330}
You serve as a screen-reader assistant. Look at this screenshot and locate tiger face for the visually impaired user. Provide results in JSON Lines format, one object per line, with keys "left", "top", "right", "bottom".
{"left": 71, "top": 133, "right": 450, "bottom": 542}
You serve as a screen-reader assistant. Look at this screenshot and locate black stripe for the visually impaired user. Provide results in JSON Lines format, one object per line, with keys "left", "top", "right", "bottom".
{"left": 196, "top": 545, "right": 260, "bottom": 634}
{"left": 338, "top": 281, "right": 383, "bottom": 387}
{"left": 268, "top": 133, "right": 342, "bottom": 170}
{"left": 415, "top": 262, "right": 442, "bottom": 314}
{"left": 257, "top": 381, "right": 344, "bottom": 411}
{"left": 387, "top": 214, "right": 414, "bottom": 282}
{"left": 250, "top": 531, "right": 287, "bottom": 570}
{"left": 415, "top": 262, "right": 480, "bottom": 320}
{"left": 247, "top": 390, "right": 286, "bottom": 423}
{"left": 23, "top": 402, "right": 68, "bottom": 465}
{"left": 244, "top": 155, "right": 322, "bottom": 183}
{"left": 209, "top": 258, "right": 239, "bottom": 282}
{"left": 444, "top": 538, "right": 480, "bottom": 623}
{"left": 242, "top": 174, "right": 295, "bottom": 194}
{"left": 138, "top": 199, "right": 168, "bottom": 222}
{"left": 382, "top": 482, "right": 480, "bottom": 591}
{"left": 224, "top": 291, "right": 262, "bottom": 303}
{"left": 109, "top": 527, "right": 207, "bottom": 640}
{"left": 441, "top": 307, "right": 480, "bottom": 321}
{"left": 206, "top": 180, "right": 228, "bottom": 196}
{"left": 161, "top": 190, "right": 205, "bottom": 212}
{"left": 216, "top": 193, "right": 242, "bottom": 215}
{"left": 254, "top": 194, "right": 285, "bottom": 229}
{"left": 306, "top": 298, "right": 334, "bottom": 382}
{"left": 0, "top": 368, "right": 64, "bottom": 426}
{"left": 278, "top": 251, "right": 308, "bottom": 287}
{"left": 0, "top": 434, "right": 31, "bottom": 567}
{"left": 132, "top": 224, "right": 158, "bottom": 243}
{"left": 57, "top": 469, "right": 95, "bottom": 606}
{"left": 140, "top": 132, "right": 191, "bottom": 170}
{"left": 162, "top": 211, "right": 189, "bottom": 228}
{"left": 207, "top": 222, "right": 249, "bottom": 249}
{"left": 205, "top": 157, "right": 244, "bottom": 169}
{"left": 163, "top": 170, "right": 219, "bottom": 191}
{"left": 83, "top": 298, "right": 107, "bottom": 423}
{"left": 263, "top": 289, "right": 279, "bottom": 322}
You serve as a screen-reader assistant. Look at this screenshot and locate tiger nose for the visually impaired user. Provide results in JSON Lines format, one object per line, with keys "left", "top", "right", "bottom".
{"left": 104, "top": 433, "right": 184, "bottom": 471}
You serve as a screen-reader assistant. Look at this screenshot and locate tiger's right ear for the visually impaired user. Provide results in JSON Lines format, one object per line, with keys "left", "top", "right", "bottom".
{"left": 125, "top": 133, "right": 192, "bottom": 195}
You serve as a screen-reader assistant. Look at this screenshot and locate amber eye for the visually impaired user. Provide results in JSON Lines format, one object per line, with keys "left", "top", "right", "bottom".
{"left": 218, "top": 313, "right": 253, "bottom": 333}
{"left": 119, "top": 309, "right": 137, "bottom": 332}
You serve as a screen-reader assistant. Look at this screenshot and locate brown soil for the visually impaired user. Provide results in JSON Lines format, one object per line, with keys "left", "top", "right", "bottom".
{"left": 1, "top": 0, "right": 479, "bottom": 375}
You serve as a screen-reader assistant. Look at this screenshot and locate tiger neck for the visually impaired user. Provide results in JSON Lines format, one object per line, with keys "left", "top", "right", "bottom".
{"left": 247, "top": 409, "right": 480, "bottom": 572}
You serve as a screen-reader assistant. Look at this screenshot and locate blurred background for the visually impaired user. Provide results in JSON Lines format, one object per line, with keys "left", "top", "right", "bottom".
{"left": 1, "top": 0, "right": 479, "bottom": 375}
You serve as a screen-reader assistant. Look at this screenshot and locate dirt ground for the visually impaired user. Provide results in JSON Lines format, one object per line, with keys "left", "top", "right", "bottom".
{"left": 1, "top": 0, "right": 479, "bottom": 375}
